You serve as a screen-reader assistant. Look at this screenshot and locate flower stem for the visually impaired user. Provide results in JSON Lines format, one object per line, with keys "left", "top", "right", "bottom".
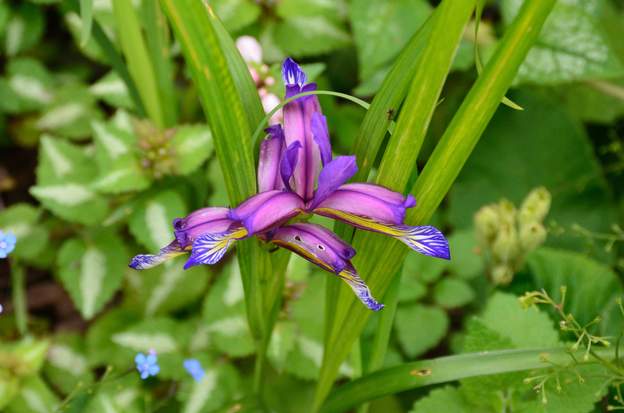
{"left": 10, "top": 258, "right": 27, "bottom": 336}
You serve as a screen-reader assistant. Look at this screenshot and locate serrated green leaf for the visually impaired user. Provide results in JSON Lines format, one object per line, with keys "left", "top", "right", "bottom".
{"left": 409, "top": 386, "right": 468, "bottom": 413}
{"left": 170, "top": 125, "right": 214, "bottom": 175}
{"left": 447, "top": 229, "right": 483, "bottom": 280}
{"left": 433, "top": 278, "right": 475, "bottom": 309}
{"left": 128, "top": 257, "right": 211, "bottom": 316}
{"left": 350, "top": 0, "right": 431, "bottom": 81}
{"left": 395, "top": 304, "right": 449, "bottom": 358}
{"left": 4, "top": 3, "right": 44, "bottom": 56}
{"left": 57, "top": 231, "right": 128, "bottom": 320}
{"left": 36, "top": 83, "right": 102, "bottom": 140}
{"left": 91, "top": 119, "right": 151, "bottom": 193}
{"left": 6, "top": 376, "right": 59, "bottom": 413}
{"left": 31, "top": 136, "right": 108, "bottom": 225}
{"left": 111, "top": 318, "right": 185, "bottom": 354}
{"left": 528, "top": 247, "right": 623, "bottom": 335}
{"left": 129, "top": 190, "right": 186, "bottom": 252}
{"left": 177, "top": 361, "right": 241, "bottom": 413}
{"left": 0, "top": 204, "right": 48, "bottom": 262}
{"left": 90, "top": 71, "right": 134, "bottom": 109}
{"left": 43, "top": 334, "right": 94, "bottom": 395}
{"left": 502, "top": 0, "right": 624, "bottom": 84}
{"left": 402, "top": 250, "right": 448, "bottom": 285}
{"left": 397, "top": 276, "right": 427, "bottom": 304}
{"left": 0, "top": 58, "right": 54, "bottom": 113}
{"left": 86, "top": 308, "right": 141, "bottom": 368}
{"left": 202, "top": 258, "right": 255, "bottom": 358}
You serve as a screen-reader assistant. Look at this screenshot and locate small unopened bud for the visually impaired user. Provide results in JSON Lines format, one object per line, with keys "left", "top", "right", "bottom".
{"left": 492, "top": 223, "right": 519, "bottom": 262}
{"left": 262, "top": 93, "right": 282, "bottom": 125}
{"left": 474, "top": 205, "right": 500, "bottom": 245}
{"left": 497, "top": 199, "right": 517, "bottom": 227}
{"left": 519, "top": 221, "right": 547, "bottom": 252}
{"left": 519, "top": 187, "right": 551, "bottom": 225}
{"left": 235, "top": 36, "right": 263, "bottom": 63}
{"left": 491, "top": 264, "right": 514, "bottom": 285}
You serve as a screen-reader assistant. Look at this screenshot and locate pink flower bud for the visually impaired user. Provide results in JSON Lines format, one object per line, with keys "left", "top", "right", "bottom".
{"left": 236, "top": 36, "right": 262, "bottom": 63}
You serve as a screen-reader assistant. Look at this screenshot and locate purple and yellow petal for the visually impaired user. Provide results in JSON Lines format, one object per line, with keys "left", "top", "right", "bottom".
{"left": 173, "top": 207, "right": 234, "bottom": 248}
{"left": 338, "top": 264, "right": 384, "bottom": 312}
{"left": 129, "top": 240, "right": 186, "bottom": 270}
{"left": 184, "top": 226, "right": 248, "bottom": 269}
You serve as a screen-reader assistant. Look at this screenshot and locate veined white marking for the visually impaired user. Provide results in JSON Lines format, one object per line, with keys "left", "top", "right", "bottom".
{"left": 48, "top": 345, "right": 88, "bottom": 375}
{"left": 112, "top": 332, "right": 177, "bottom": 353}
{"left": 189, "top": 324, "right": 211, "bottom": 352}
{"left": 90, "top": 77, "right": 127, "bottom": 96}
{"left": 146, "top": 201, "right": 171, "bottom": 250}
{"left": 7, "top": 223, "right": 30, "bottom": 238}
{"left": 92, "top": 121, "right": 128, "bottom": 159}
{"left": 115, "top": 388, "right": 138, "bottom": 408}
{"left": 6, "top": 17, "right": 24, "bottom": 56}
{"left": 10, "top": 75, "right": 53, "bottom": 104}
{"left": 97, "top": 394, "right": 118, "bottom": 413}
{"left": 81, "top": 247, "right": 106, "bottom": 319}
{"left": 178, "top": 130, "right": 211, "bottom": 153}
{"left": 42, "top": 138, "right": 72, "bottom": 177}
{"left": 31, "top": 184, "right": 95, "bottom": 206}
{"left": 95, "top": 169, "right": 133, "bottom": 188}
{"left": 22, "top": 389, "right": 50, "bottom": 413}
{"left": 112, "top": 110, "right": 133, "bottom": 133}
{"left": 298, "top": 336, "right": 352, "bottom": 376}
{"left": 36, "top": 103, "right": 84, "bottom": 130}
{"left": 145, "top": 264, "right": 185, "bottom": 316}
{"left": 208, "top": 316, "right": 247, "bottom": 337}
{"left": 183, "top": 371, "right": 217, "bottom": 413}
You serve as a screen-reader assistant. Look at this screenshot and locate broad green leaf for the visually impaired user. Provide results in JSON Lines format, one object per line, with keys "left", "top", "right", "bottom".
{"left": 395, "top": 304, "right": 449, "bottom": 358}
{"left": 550, "top": 79, "right": 624, "bottom": 124}
{"left": 209, "top": 0, "right": 260, "bottom": 33}
{"left": 409, "top": 386, "right": 468, "bottom": 413}
{"left": 128, "top": 190, "right": 186, "bottom": 252}
{"left": 0, "top": 204, "right": 48, "bottom": 262}
{"left": 447, "top": 90, "right": 618, "bottom": 261}
{"left": 4, "top": 3, "right": 44, "bottom": 56}
{"left": 402, "top": 250, "right": 448, "bottom": 285}
{"left": 502, "top": 0, "right": 624, "bottom": 84}
{"left": 267, "top": 321, "right": 298, "bottom": 373}
{"left": 128, "top": 257, "right": 211, "bottom": 316}
{"left": 30, "top": 136, "right": 108, "bottom": 225}
{"left": 35, "top": 83, "right": 102, "bottom": 140}
{"left": 528, "top": 247, "right": 623, "bottom": 335}
{"left": 447, "top": 229, "right": 483, "bottom": 280}
{"left": 350, "top": 0, "right": 431, "bottom": 81}
{"left": 202, "top": 258, "right": 255, "bottom": 358}
{"left": 91, "top": 119, "right": 150, "bottom": 193}
{"left": 90, "top": 71, "right": 134, "bottom": 109}
{"left": 170, "top": 125, "right": 214, "bottom": 175}
{"left": 58, "top": 231, "right": 128, "bottom": 320}
{"left": 84, "top": 375, "right": 144, "bottom": 413}
{"left": 273, "top": 16, "right": 350, "bottom": 58}
{"left": 0, "top": 370, "right": 19, "bottom": 411}
{"left": 5, "top": 376, "right": 59, "bottom": 413}
{"left": 397, "top": 276, "right": 426, "bottom": 304}
{"left": 433, "top": 278, "right": 475, "bottom": 309}
{"left": 0, "top": 58, "right": 53, "bottom": 114}
{"left": 64, "top": 11, "right": 107, "bottom": 63}
{"left": 43, "top": 334, "right": 94, "bottom": 395}
{"left": 0, "top": 338, "right": 49, "bottom": 377}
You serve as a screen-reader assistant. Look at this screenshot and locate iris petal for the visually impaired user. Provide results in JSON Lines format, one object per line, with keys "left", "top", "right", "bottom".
{"left": 311, "top": 112, "right": 332, "bottom": 166}
{"left": 236, "top": 191, "right": 304, "bottom": 235}
{"left": 280, "top": 141, "right": 301, "bottom": 191}
{"left": 257, "top": 125, "right": 286, "bottom": 192}
{"left": 338, "top": 265, "right": 384, "bottom": 312}
{"left": 184, "top": 227, "right": 247, "bottom": 269}
{"left": 310, "top": 156, "right": 358, "bottom": 208}
{"left": 173, "top": 207, "right": 234, "bottom": 248}
{"left": 129, "top": 240, "right": 186, "bottom": 270}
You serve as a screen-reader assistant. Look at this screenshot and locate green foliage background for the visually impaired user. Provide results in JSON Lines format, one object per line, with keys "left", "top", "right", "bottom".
{"left": 0, "top": 0, "right": 623, "bottom": 412}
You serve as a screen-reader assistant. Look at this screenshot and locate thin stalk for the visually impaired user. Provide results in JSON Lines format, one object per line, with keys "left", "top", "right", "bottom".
{"left": 320, "top": 346, "right": 617, "bottom": 413}
{"left": 10, "top": 258, "right": 27, "bottom": 336}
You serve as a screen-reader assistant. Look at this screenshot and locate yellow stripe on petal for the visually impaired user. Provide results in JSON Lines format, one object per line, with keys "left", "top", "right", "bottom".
{"left": 314, "top": 207, "right": 404, "bottom": 236}
{"left": 271, "top": 239, "right": 335, "bottom": 273}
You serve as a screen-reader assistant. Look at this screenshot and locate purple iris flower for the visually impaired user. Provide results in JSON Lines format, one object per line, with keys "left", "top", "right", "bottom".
{"left": 129, "top": 58, "right": 450, "bottom": 311}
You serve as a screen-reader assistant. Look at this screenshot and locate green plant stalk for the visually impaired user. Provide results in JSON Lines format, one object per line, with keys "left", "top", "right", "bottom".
{"left": 112, "top": 0, "right": 165, "bottom": 127}
{"left": 161, "top": 0, "right": 274, "bottom": 395}
{"left": 315, "top": 0, "right": 556, "bottom": 409}
{"left": 10, "top": 259, "right": 27, "bottom": 336}
{"left": 64, "top": 0, "right": 145, "bottom": 116}
{"left": 142, "top": 0, "right": 177, "bottom": 126}
{"left": 320, "top": 346, "right": 615, "bottom": 413}
{"left": 315, "top": 1, "right": 476, "bottom": 408}
{"left": 79, "top": 0, "right": 93, "bottom": 47}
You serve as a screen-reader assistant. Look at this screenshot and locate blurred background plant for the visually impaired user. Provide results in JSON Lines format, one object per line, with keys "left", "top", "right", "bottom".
{"left": 0, "top": 0, "right": 623, "bottom": 412}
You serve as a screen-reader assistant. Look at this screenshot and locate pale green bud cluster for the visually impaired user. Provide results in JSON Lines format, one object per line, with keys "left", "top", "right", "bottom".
{"left": 474, "top": 187, "right": 551, "bottom": 285}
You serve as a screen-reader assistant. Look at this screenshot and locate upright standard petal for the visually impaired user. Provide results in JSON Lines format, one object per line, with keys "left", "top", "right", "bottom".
{"left": 280, "top": 141, "right": 301, "bottom": 192}
{"left": 311, "top": 112, "right": 332, "bottom": 166}
{"left": 229, "top": 190, "right": 304, "bottom": 235}
{"left": 312, "top": 184, "right": 450, "bottom": 260}
{"left": 268, "top": 223, "right": 382, "bottom": 311}
{"left": 309, "top": 156, "right": 358, "bottom": 208}
{"left": 257, "top": 125, "right": 285, "bottom": 192}
{"left": 282, "top": 58, "right": 323, "bottom": 201}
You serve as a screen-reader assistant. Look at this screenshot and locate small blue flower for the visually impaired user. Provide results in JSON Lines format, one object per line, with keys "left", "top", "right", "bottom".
{"left": 135, "top": 351, "right": 159, "bottom": 379}
{"left": 0, "top": 230, "right": 16, "bottom": 259}
{"left": 183, "top": 358, "right": 205, "bottom": 382}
